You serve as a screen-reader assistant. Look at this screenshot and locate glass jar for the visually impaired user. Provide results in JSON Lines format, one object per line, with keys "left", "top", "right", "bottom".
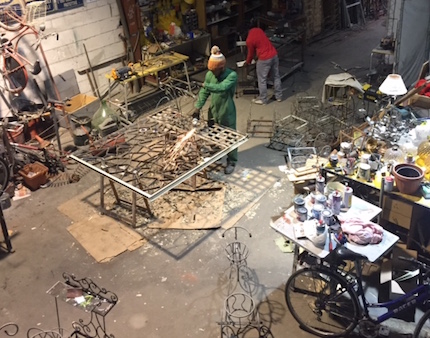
{"left": 418, "top": 136, "right": 430, "bottom": 167}
{"left": 383, "top": 145, "right": 404, "bottom": 164}
{"left": 91, "top": 100, "right": 118, "bottom": 134}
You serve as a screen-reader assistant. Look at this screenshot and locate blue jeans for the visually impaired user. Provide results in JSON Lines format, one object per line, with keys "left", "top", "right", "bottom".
{"left": 256, "top": 55, "right": 282, "bottom": 103}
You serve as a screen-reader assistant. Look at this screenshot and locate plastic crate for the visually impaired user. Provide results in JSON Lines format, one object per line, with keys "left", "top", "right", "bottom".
{"left": 19, "top": 161, "right": 48, "bottom": 191}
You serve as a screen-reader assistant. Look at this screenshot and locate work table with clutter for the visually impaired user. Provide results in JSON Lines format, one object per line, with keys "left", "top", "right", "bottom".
{"left": 282, "top": 70, "right": 430, "bottom": 263}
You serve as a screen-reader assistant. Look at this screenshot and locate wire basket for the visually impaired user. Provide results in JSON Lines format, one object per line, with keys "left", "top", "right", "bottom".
{"left": 26, "top": 0, "right": 46, "bottom": 27}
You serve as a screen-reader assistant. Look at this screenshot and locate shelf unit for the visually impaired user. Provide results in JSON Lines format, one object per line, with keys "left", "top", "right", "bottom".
{"left": 196, "top": 0, "right": 264, "bottom": 55}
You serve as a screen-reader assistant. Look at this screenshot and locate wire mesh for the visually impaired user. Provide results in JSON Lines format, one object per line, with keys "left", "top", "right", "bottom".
{"left": 26, "top": 1, "right": 46, "bottom": 27}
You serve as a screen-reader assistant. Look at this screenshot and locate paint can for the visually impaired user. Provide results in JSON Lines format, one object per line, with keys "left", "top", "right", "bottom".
{"left": 315, "top": 194, "right": 327, "bottom": 206}
{"left": 310, "top": 191, "right": 317, "bottom": 203}
{"left": 321, "top": 208, "right": 334, "bottom": 226}
{"left": 312, "top": 203, "right": 324, "bottom": 220}
{"left": 331, "top": 190, "right": 342, "bottom": 215}
{"left": 316, "top": 220, "right": 326, "bottom": 235}
{"left": 293, "top": 196, "right": 305, "bottom": 211}
{"left": 384, "top": 176, "right": 394, "bottom": 192}
{"left": 358, "top": 163, "right": 371, "bottom": 181}
{"left": 316, "top": 175, "right": 325, "bottom": 194}
{"left": 343, "top": 186, "right": 353, "bottom": 208}
{"left": 297, "top": 207, "right": 308, "bottom": 222}
{"left": 361, "top": 153, "right": 371, "bottom": 163}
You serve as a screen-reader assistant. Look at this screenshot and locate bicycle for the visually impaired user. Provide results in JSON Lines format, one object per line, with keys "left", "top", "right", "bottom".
{"left": 0, "top": 0, "right": 46, "bottom": 31}
{"left": 284, "top": 245, "right": 430, "bottom": 337}
{"left": 0, "top": 1, "right": 57, "bottom": 94}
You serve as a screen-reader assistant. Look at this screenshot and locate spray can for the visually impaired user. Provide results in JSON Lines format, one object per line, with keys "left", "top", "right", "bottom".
{"left": 343, "top": 185, "right": 353, "bottom": 208}
{"left": 316, "top": 175, "right": 325, "bottom": 194}
{"left": 332, "top": 190, "right": 342, "bottom": 215}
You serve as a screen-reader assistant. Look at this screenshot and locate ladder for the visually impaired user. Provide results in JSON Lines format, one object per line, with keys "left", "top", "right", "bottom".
{"left": 342, "top": 0, "right": 366, "bottom": 28}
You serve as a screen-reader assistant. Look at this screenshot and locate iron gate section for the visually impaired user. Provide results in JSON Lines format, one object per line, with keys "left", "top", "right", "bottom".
{"left": 70, "top": 105, "right": 248, "bottom": 224}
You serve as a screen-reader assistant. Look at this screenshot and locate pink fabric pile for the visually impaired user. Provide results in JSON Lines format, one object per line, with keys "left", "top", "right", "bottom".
{"left": 341, "top": 217, "right": 384, "bottom": 245}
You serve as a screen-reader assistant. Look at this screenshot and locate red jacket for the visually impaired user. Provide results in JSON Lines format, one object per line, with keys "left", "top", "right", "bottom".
{"left": 245, "top": 27, "right": 278, "bottom": 64}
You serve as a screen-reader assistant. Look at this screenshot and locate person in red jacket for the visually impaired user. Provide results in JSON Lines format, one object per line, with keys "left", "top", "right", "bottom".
{"left": 245, "top": 22, "right": 282, "bottom": 105}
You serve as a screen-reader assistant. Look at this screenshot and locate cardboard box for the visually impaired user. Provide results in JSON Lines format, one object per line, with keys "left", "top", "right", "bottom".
{"left": 381, "top": 196, "right": 413, "bottom": 229}
{"left": 380, "top": 244, "right": 418, "bottom": 322}
{"left": 55, "top": 94, "right": 99, "bottom": 128}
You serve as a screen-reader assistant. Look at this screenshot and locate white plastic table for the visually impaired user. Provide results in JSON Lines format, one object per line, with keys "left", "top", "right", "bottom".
{"left": 270, "top": 195, "right": 399, "bottom": 271}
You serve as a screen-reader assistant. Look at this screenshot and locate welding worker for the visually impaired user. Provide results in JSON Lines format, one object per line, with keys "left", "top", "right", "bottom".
{"left": 193, "top": 45, "right": 238, "bottom": 175}
{"left": 245, "top": 19, "right": 282, "bottom": 105}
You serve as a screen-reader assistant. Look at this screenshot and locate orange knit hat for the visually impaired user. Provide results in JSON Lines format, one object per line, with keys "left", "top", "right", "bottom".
{"left": 207, "top": 45, "right": 226, "bottom": 71}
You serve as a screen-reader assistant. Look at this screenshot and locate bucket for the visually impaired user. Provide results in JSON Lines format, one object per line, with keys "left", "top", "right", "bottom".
{"left": 7, "top": 122, "right": 25, "bottom": 144}
{"left": 71, "top": 115, "right": 92, "bottom": 147}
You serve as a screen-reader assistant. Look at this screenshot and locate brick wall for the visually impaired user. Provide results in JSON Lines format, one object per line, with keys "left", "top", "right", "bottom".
{"left": 303, "top": 0, "right": 323, "bottom": 41}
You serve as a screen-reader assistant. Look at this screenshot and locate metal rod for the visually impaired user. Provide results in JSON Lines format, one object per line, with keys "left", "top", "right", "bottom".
{"left": 83, "top": 43, "right": 101, "bottom": 100}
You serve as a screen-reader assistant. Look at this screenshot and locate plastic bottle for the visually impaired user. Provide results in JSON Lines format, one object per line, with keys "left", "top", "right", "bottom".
{"left": 169, "top": 22, "right": 176, "bottom": 36}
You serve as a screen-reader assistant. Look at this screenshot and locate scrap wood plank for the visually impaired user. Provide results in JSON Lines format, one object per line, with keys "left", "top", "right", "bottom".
{"left": 287, "top": 172, "right": 318, "bottom": 182}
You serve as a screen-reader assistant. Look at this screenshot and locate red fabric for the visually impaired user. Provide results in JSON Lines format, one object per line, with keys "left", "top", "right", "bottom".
{"left": 415, "top": 78, "right": 430, "bottom": 97}
{"left": 245, "top": 28, "right": 278, "bottom": 64}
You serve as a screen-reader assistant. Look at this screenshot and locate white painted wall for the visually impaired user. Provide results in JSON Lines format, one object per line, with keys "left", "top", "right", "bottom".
{"left": 43, "top": 0, "right": 125, "bottom": 96}
{"left": 0, "top": 0, "right": 127, "bottom": 116}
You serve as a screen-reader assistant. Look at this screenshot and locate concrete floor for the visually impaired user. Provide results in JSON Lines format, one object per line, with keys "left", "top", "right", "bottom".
{"left": 0, "top": 17, "right": 418, "bottom": 338}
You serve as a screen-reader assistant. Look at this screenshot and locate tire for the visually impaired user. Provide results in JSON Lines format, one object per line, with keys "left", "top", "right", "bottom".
{"left": 1, "top": 53, "right": 28, "bottom": 94}
{"left": 0, "top": 0, "right": 27, "bottom": 31}
{"left": 0, "top": 156, "right": 10, "bottom": 193}
{"left": 285, "top": 267, "right": 360, "bottom": 337}
{"left": 414, "top": 309, "right": 430, "bottom": 338}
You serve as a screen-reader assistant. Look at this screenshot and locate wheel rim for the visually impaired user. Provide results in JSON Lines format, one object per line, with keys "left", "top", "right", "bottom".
{"left": 285, "top": 268, "right": 359, "bottom": 337}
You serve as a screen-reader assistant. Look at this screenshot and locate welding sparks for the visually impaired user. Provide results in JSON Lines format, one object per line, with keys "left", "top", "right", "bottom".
{"left": 172, "top": 128, "right": 196, "bottom": 153}
{"left": 163, "top": 128, "right": 199, "bottom": 172}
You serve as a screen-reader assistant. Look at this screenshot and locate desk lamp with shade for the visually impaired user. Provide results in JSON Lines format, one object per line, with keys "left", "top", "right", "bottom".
{"left": 378, "top": 74, "right": 408, "bottom": 101}
{"left": 378, "top": 73, "right": 408, "bottom": 121}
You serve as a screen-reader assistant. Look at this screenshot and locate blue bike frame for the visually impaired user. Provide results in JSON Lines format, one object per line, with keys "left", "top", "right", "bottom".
{"left": 361, "top": 283, "right": 429, "bottom": 324}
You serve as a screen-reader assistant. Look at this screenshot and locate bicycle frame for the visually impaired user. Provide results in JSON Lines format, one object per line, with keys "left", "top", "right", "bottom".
{"left": 363, "top": 283, "right": 430, "bottom": 324}
{"left": 0, "top": 20, "right": 55, "bottom": 94}
{"left": 339, "top": 257, "right": 430, "bottom": 327}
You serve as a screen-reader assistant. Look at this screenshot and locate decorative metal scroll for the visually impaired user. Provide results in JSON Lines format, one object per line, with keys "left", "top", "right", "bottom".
{"left": 0, "top": 323, "right": 18, "bottom": 337}
{"left": 63, "top": 273, "right": 117, "bottom": 338}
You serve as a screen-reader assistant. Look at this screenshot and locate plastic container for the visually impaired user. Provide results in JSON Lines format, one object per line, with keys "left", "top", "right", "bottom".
{"left": 7, "top": 122, "right": 25, "bottom": 144}
{"left": 19, "top": 161, "right": 48, "bottom": 190}
{"left": 418, "top": 136, "right": 430, "bottom": 167}
{"left": 392, "top": 163, "right": 424, "bottom": 195}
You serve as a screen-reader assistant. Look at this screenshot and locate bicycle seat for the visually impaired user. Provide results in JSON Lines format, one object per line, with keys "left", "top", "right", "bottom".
{"left": 336, "top": 246, "right": 368, "bottom": 261}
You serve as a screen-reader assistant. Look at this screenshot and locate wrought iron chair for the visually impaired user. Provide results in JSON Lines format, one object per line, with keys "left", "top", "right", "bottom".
{"left": 27, "top": 328, "right": 64, "bottom": 338}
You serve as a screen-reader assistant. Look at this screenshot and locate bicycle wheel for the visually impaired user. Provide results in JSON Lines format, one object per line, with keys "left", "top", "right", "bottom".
{"left": 285, "top": 266, "right": 360, "bottom": 337}
{"left": 1, "top": 52, "right": 28, "bottom": 94}
{"left": 0, "top": 0, "right": 27, "bottom": 31}
{"left": 414, "top": 309, "right": 430, "bottom": 338}
{"left": 0, "top": 156, "right": 10, "bottom": 192}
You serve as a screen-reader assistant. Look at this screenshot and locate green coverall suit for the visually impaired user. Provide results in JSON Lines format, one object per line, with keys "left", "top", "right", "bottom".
{"left": 195, "top": 68, "right": 238, "bottom": 164}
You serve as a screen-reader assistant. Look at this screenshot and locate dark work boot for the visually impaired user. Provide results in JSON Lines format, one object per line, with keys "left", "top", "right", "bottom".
{"left": 224, "top": 162, "right": 236, "bottom": 175}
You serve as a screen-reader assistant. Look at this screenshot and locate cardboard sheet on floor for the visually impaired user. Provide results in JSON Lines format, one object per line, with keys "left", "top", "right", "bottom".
{"left": 148, "top": 187, "right": 226, "bottom": 229}
{"left": 67, "top": 214, "right": 144, "bottom": 262}
{"left": 58, "top": 186, "right": 145, "bottom": 262}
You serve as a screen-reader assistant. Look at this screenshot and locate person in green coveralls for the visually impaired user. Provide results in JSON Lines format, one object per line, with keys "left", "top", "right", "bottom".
{"left": 193, "top": 45, "right": 238, "bottom": 175}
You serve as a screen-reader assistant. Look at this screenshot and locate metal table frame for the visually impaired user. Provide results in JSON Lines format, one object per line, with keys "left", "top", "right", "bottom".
{"left": 70, "top": 106, "right": 248, "bottom": 227}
